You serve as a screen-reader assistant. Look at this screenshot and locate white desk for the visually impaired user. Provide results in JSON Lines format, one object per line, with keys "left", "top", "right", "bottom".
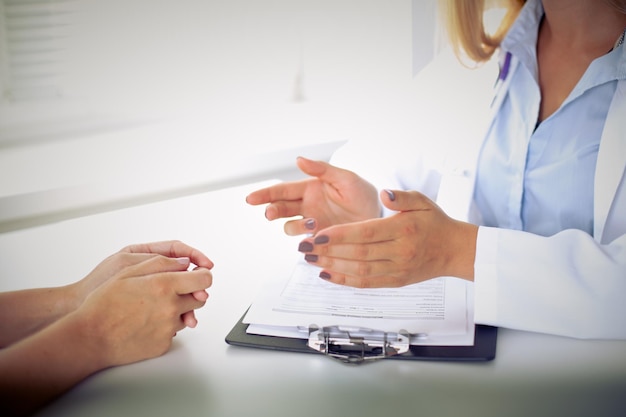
{"left": 1, "top": 182, "right": 625, "bottom": 417}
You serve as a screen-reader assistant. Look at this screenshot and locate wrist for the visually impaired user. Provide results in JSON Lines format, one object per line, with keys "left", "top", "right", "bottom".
{"left": 62, "top": 282, "right": 85, "bottom": 313}
{"left": 56, "top": 309, "right": 112, "bottom": 372}
{"left": 446, "top": 220, "right": 478, "bottom": 281}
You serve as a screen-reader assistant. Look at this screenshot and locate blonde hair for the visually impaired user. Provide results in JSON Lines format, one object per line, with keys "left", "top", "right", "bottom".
{"left": 440, "top": 0, "right": 525, "bottom": 64}
{"left": 441, "top": 0, "right": 626, "bottom": 64}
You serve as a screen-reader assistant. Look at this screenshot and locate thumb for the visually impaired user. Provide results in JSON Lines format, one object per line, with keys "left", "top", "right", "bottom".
{"left": 380, "top": 189, "right": 433, "bottom": 212}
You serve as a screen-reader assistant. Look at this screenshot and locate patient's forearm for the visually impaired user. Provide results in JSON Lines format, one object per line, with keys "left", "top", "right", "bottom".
{"left": 0, "top": 285, "right": 78, "bottom": 348}
{"left": 0, "top": 310, "right": 102, "bottom": 416}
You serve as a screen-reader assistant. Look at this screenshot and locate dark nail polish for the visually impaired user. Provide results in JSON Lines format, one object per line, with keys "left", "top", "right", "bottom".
{"left": 319, "top": 271, "right": 332, "bottom": 280}
{"left": 384, "top": 189, "right": 396, "bottom": 201}
{"left": 305, "top": 219, "right": 316, "bottom": 230}
{"left": 298, "top": 241, "right": 314, "bottom": 253}
{"left": 314, "top": 235, "right": 329, "bottom": 244}
{"left": 305, "top": 254, "right": 318, "bottom": 262}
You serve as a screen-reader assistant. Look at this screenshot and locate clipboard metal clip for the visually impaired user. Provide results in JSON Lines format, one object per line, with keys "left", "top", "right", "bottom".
{"left": 307, "top": 325, "right": 410, "bottom": 365}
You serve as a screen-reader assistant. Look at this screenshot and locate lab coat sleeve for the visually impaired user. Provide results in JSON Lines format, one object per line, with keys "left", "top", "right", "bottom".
{"left": 474, "top": 226, "right": 626, "bottom": 339}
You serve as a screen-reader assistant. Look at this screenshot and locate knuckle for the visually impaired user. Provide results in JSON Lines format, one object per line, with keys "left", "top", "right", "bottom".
{"left": 354, "top": 245, "right": 370, "bottom": 259}
{"left": 356, "top": 261, "right": 372, "bottom": 277}
{"left": 275, "top": 186, "right": 290, "bottom": 200}
{"left": 170, "top": 240, "right": 184, "bottom": 252}
{"left": 352, "top": 277, "right": 370, "bottom": 288}
{"left": 318, "top": 245, "right": 330, "bottom": 256}
{"left": 397, "top": 265, "right": 415, "bottom": 281}
{"left": 198, "top": 269, "right": 213, "bottom": 288}
{"left": 396, "top": 243, "right": 417, "bottom": 263}
{"left": 332, "top": 274, "right": 347, "bottom": 286}
{"left": 152, "top": 279, "right": 170, "bottom": 297}
{"left": 119, "top": 243, "right": 134, "bottom": 253}
{"left": 205, "top": 270, "right": 214, "bottom": 287}
{"left": 113, "top": 252, "right": 135, "bottom": 268}
{"left": 162, "top": 302, "right": 178, "bottom": 318}
{"left": 272, "top": 202, "right": 284, "bottom": 216}
{"left": 119, "top": 252, "right": 136, "bottom": 262}
{"left": 402, "top": 221, "right": 419, "bottom": 237}
{"left": 360, "top": 224, "right": 376, "bottom": 240}
{"left": 154, "top": 255, "right": 173, "bottom": 269}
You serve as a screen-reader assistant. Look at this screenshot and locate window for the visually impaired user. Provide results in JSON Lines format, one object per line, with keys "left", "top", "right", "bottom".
{"left": 1, "top": 0, "right": 440, "bottom": 147}
{"left": 0, "top": 0, "right": 107, "bottom": 146}
{"left": 0, "top": 0, "right": 72, "bottom": 101}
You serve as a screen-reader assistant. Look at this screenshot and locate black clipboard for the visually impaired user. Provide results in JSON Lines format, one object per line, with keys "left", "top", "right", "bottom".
{"left": 225, "top": 309, "right": 498, "bottom": 362}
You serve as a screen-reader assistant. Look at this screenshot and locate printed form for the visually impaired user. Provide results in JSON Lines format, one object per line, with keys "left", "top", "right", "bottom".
{"left": 244, "top": 262, "right": 475, "bottom": 345}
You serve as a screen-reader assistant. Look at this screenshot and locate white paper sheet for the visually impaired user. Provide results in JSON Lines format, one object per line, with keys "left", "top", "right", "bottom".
{"left": 243, "top": 262, "right": 475, "bottom": 345}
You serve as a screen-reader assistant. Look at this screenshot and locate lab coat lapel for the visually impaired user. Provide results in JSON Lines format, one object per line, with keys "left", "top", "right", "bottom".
{"left": 594, "top": 79, "right": 626, "bottom": 243}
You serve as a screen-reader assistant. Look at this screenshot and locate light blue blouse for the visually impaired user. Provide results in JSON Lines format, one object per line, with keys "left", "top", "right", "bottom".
{"left": 474, "top": 0, "right": 623, "bottom": 237}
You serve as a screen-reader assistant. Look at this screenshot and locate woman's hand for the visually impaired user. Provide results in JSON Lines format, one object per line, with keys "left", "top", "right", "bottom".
{"left": 246, "top": 157, "right": 381, "bottom": 235}
{"left": 298, "top": 190, "right": 478, "bottom": 288}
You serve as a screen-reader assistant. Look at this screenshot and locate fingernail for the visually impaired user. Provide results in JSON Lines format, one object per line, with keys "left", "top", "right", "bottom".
{"left": 314, "top": 235, "right": 329, "bottom": 244}
{"left": 298, "top": 241, "right": 314, "bottom": 252}
{"left": 305, "top": 218, "right": 316, "bottom": 230}
{"left": 384, "top": 189, "right": 396, "bottom": 201}
{"left": 305, "top": 254, "right": 318, "bottom": 262}
{"left": 176, "top": 257, "right": 191, "bottom": 265}
{"left": 319, "top": 271, "right": 332, "bottom": 280}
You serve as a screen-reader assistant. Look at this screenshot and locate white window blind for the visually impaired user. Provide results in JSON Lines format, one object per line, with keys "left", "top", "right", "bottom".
{"left": 0, "top": 0, "right": 430, "bottom": 147}
{"left": 0, "top": 0, "right": 75, "bottom": 102}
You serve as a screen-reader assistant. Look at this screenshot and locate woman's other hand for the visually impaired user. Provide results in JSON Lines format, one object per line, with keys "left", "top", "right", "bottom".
{"left": 298, "top": 189, "right": 478, "bottom": 288}
{"left": 246, "top": 157, "right": 380, "bottom": 235}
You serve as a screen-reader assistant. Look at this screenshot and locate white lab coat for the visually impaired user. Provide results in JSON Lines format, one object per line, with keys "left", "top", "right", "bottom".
{"left": 331, "top": 48, "right": 626, "bottom": 339}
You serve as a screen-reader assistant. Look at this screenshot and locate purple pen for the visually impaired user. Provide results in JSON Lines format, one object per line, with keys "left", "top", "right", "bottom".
{"left": 499, "top": 51, "right": 512, "bottom": 81}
